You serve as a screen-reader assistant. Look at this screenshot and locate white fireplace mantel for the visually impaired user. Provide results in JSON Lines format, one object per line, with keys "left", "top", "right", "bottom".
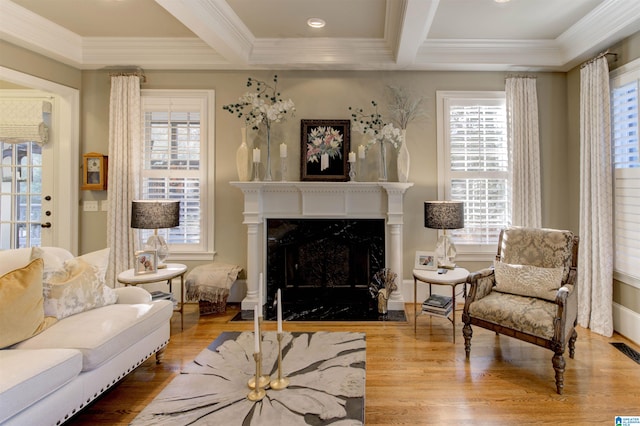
{"left": 231, "top": 181, "right": 413, "bottom": 311}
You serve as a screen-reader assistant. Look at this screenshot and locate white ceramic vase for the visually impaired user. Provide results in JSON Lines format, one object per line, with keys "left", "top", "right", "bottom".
{"left": 397, "top": 129, "right": 410, "bottom": 183}
{"left": 236, "top": 127, "right": 250, "bottom": 181}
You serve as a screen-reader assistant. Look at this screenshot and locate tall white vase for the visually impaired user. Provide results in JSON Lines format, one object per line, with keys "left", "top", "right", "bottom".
{"left": 397, "top": 129, "right": 410, "bottom": 183}
{"left": 236, "top": 127, "right": 250, "bottom": 181}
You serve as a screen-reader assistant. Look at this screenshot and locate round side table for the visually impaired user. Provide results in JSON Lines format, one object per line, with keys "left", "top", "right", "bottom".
{"left": 413, "top": 267, "right": 469, "bottom": 343}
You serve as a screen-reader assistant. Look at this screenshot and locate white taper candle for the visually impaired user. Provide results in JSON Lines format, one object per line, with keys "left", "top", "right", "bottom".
{"left": 258, "top": 273, "right": 263, "bottom": 318}
{"left": 254, "top": 305, "right": 259, "bottom": 353}
{"left": 277, "top": 288, "right": 283, "bottom": 333}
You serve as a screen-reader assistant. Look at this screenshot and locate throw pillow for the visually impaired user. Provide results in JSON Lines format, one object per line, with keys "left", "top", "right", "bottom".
{"left": 43, "top": 258, "right": 117, "bottom": 320}
{"left": 0, "top": 259, "right": 57, "bottom": 348}
{"left": 493, "top": 261, "right": 564, "bottom": 302}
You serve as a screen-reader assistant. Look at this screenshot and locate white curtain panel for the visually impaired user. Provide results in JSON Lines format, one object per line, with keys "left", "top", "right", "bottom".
{"left": 105, "top": 76, "right": 141, "bottom": 287}
{"left": 578, "top": 57, "right": 613, "bottom": 337}
{"left": 506, "top": 76, "right": 541, "bottom": 227}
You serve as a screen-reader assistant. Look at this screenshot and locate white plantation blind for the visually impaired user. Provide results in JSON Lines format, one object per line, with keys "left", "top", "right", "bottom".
{"left": 438, "top": 92, "right": 510, "bottom": 248}
{"left": 611, "top": 60, "right": 640, "bottom": 284}
{"left": 140, "top": 91, "right": 214, "bottom": 256}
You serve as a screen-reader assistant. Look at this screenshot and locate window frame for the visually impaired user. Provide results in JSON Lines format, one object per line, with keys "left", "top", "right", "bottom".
{"left": 610, "top": 58, "right": 640, "bottom": 289}
{"left": 436, "top": 90, "right": 509, "bottom": 262}
{"left": 140, "top": 90, "right": 215, "bottom": 261}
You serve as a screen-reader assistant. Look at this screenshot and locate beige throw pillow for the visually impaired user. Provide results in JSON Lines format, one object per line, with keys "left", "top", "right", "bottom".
{"left": 0, "top": 258, "right": 56, "bottom": 348}
{"left": 43, "top": 258, "right": 117, "bottom": 319}
{"left": 494, "top": 261, "right": 564, "bottom": 302}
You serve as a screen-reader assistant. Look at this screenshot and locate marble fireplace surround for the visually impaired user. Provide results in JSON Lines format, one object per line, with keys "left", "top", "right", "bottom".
{"left": 231, "top": 182, "right": 413, "bottom": 313}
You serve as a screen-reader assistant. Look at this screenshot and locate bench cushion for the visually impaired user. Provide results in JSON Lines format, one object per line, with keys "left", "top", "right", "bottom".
{"left": 12, "top": 300, "right": 173, "bottom": 371}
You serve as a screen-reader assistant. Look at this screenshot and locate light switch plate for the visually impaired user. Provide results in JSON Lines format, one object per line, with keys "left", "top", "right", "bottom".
{"left": 83, "top": 201, "right": 98, "bottom": 211}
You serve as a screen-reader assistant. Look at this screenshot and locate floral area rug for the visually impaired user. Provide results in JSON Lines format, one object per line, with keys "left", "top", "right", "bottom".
{"left": 131, "top": 331, "right": 366, "bottom": 425}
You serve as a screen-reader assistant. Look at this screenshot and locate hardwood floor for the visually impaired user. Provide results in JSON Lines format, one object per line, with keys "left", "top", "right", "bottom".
{"left": 67, "top": 303, "right": 640, "bottom": 425}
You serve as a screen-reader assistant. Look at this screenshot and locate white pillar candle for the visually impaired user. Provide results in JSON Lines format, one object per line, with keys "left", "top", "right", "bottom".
{"left": 253, "top": 148, "right": 260, "bottom": 163}
{"left": 254, "top": 305, "right": 260, "bottom": 353}
{"left": 277, "top": 288, "right": 283, "bottom": 333}
{"left": 258, "top": 272, "right": 263, "bottom": 318}
{"left": 280, "top": 143, "right": 287, "bottom": 158}
{"left": 348, "top": 152, "right": 356, "bottom": 163}
{"left": 358, "top": 144, "right": 366, "bottom": 159}
{"left": 321, "top": 153, "right": 329, "bottom": 171}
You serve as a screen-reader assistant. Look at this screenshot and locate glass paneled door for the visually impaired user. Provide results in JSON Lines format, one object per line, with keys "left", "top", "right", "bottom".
{"left": 0, "top": 140, "right": 53, "bottom": 249}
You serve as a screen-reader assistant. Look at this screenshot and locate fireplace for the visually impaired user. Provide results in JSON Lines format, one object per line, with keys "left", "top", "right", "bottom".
{"left": 265, "top": 218, "right": 385, "bottom": 319}
{"left": 231, "top": 181, "right": 413, "bottom": 318}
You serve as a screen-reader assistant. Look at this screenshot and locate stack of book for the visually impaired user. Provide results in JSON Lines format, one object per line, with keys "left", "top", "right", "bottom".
{"left": 150, "top": 291, "right": 172, "bottom": 301}
{"left": 422, "top": 294, "right": 453, "bottom": 316}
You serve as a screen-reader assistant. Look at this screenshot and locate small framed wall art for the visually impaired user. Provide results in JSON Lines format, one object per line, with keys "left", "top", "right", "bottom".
{"left": 134, "top": 250, "right": 157, "bottom": 275}
{"left": 415, "top": 251, "right": 437, "bottom": 271}
{"left": 300, "top": 119, "right": 350, "bottom": 181}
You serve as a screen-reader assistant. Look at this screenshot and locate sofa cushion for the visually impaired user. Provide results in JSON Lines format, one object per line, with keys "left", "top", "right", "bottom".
{"left": 42, "top": 258, "right": 117, "bottom": 320}
{"left": 0, "top": 259, "right": 57, "bottom": 348}
{"left": 468, "top": 291, "right": 557, "bottom": 340}
{"left": 494, "top": 261, "right": 564, "bottom": 302}
{"left": 0, "top": 349, "right": 82, "bottom": 424}
{"left": 12, "top": 299, "right": 173, "bottom": 371}
{"left": 0, "top": 247, "right": 33, "bottom": 276}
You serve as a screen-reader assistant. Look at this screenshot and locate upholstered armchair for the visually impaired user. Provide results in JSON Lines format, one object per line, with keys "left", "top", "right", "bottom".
{"left": 462, "top": 227, "right": 579, "bottom": 394}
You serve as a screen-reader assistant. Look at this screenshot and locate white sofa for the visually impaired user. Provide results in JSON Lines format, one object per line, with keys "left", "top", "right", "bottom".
{"left": 0, "top": 247, "right": 173, "bottom": 426}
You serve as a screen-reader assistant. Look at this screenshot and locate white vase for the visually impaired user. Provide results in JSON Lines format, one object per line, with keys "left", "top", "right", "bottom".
{"left": 397, "top": 129, "right": 410, "bottom": 183}
{"left": 236, "top": 127, "right": 250, "bottom": 181}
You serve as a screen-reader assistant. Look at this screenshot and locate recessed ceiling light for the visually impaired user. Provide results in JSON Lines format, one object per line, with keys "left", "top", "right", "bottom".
{"left": 307, "top": 18, "right": 326, "bottom": 29}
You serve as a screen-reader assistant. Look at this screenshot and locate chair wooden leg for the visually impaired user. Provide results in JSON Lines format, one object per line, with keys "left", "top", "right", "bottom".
{"left": 552, "top": 351, "right": 565, "bottom": 395}
{"left": 569, "top": 329, "right": 577, "bottom": 359}
{"left": 463, "top": 323, "right": 472, "bottom": 359}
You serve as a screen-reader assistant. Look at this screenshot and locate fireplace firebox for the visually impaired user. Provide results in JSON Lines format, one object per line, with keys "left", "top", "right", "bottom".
{"left": 265, "top": 218, "right": 385, "bottom": 319}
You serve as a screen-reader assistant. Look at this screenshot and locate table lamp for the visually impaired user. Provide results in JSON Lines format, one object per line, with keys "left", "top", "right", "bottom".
{"left": 424, "top": 201, "right": 464, "bottom": 269}
{"left": 131, "top": 200, "right": 180, "bottom": 269}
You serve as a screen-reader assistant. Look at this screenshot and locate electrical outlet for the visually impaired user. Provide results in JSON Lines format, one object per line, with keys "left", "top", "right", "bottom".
{"left": 83, "top": 201, "right": 98, "bottom": 211}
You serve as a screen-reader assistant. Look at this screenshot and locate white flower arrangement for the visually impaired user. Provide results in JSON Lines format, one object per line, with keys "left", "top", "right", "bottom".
{"left": 223, "top": 75, "right": 295, "bottom": 131}
{"left": 349, "top": 101, "right": 403, "bottom": 150}
{"left": 386, "top": 85, "right": 427, "bottom": 130}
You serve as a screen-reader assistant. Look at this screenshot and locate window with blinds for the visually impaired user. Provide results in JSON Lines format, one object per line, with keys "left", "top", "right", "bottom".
{"left": 611, "top": 61, "right": 640, "bottom": 285}
{"left": 140, "top": 91, "right": 214, "bottom": 257}
{"left": 437, "top": 92, "right": 510, "bottom": 251}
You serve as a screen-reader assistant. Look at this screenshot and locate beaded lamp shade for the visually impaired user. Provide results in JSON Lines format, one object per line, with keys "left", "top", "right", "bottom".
{"left": 424, "top": 201, "right": 465, "bottom": 230}
{"left": 131, "top": 200, "right": 180, "bottom": 230}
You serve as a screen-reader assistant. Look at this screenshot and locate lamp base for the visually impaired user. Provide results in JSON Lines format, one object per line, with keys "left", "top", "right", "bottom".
{"left": 435, "top": 233, "right": 457, "bottom": 270}
{"left": 157, "top": 263, "right": 167, "bottom": 269}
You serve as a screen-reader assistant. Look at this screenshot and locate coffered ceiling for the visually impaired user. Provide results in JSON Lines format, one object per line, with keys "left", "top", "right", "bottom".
{"left": 1, "top": 0, "right": 640, "bottom": 72}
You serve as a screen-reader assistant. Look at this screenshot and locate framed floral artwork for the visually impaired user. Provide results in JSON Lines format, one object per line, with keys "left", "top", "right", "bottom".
{"left": 134, "top": 250, "right": 158, "bottom": 275}
{"left": 300, "top": 119, "right": 350, "bottom": 181}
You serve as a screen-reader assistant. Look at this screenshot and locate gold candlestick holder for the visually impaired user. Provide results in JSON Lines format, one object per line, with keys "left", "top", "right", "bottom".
{"left": 270, "top": 332, "right": 289, "bottom": 390}
{"left": 247, "top": 352, "right": 266, "bottom": 401}
{"left": 248, "top": 317, "right": 270, "bottom": 389}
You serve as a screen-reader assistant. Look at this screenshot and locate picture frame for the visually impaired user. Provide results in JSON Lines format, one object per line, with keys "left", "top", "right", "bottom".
{"left": 415, "top": 251, "right": 437, "bottom": 270}
{"left": 300, "top": 119, "right": 350, "bottom": 181}
{"left": 134, "top": 250, "right": 157, "bottom": 275}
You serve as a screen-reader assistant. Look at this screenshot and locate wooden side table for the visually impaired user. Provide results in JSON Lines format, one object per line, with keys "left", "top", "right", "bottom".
{"left": 117, "top": 263, "right": 187, "bottom": 330}
{"left": 413, "top": 267, "right": 469, "bottom": 343}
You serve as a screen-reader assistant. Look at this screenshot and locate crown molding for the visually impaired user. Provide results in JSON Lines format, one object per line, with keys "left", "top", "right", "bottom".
{"left": 0, "top": 0, "right": 82, "bottom": 67}
{"left": 557, "top": 0, "right": 640, "bottom": 66}
{"left": 81, "top": 38, "right": 227, "bottom": 70}
{"left": 416, "top": 39, "right": 564, "bottom": 71}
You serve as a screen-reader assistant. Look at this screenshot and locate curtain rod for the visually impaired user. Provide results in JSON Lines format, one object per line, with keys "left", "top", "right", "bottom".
{"left": 505, "top": 74, "right": 536, "bottom": 80}
{"left": 581, "top": 50, "right": 618, "bottom": 69}
{"left": 107, "top": 67, "right": 147, "bottom": 83}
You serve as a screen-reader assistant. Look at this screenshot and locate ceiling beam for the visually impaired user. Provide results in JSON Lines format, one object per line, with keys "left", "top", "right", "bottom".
{"left": 155, "top": 0, "right": 253, "bottom": 65}
{"left": 395, "top": 0, "right": 439, "bottom": 67}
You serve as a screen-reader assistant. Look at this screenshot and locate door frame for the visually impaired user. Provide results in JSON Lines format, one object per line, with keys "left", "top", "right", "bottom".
{"left": 1, "top": 66, "right": 79, "bottom": 254}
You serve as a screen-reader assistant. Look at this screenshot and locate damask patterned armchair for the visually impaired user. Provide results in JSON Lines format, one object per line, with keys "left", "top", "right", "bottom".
{"left": 462, "top": 227, "right": 579, "bottom": 394}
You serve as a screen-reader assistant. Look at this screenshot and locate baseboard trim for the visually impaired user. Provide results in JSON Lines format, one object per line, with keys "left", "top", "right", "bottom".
{"left": 613, "top": 302, "right": 640, "bottom": 346}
